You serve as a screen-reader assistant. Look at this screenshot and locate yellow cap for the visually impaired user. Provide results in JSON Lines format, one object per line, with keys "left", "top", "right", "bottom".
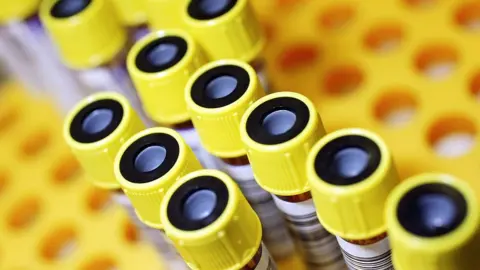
{"left": 161, "top": 169, "right": 262, "bottom": 270}
{"left": 145, "top": 0, "right": 187, "bottom": 30}
{"left": 114, "top": 127, "right": 202, "bottom": 229}
{"left": 40, "top": 0, "right": 127, "bottom": 69}
{"left": 0, "top": 0, "right": 40, "bottom": 23}
{"left": 185, "top": 60, "right": 264, "bottom": 158}
{"left": 307, "top": 128, "right": 400, "bottom": 240}
{"left": 386, "top": 173, "right": 480, "bottom": 270}
{"left": 183, "top": 0, "right": 265, "bottom": 63}
{"left": 110, "top": 0, "right": 147, "bottom": 26}
{"left": 127, "top": 30, "right": 206, "bottom": 125}
{"left": 240, "top": 92, "right": 325, "bottom": 196}
{"left": 63, "top": 92, "right": 145, "bottom": 189}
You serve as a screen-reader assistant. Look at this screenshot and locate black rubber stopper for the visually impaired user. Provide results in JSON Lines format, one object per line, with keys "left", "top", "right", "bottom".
{"left": 397, "top": 183, "right": 467, "bottom": 237}
{"left": 119, "top": 133, "right": 180, "bottom": 184}
{"left": 69, "top": 99, "right": 124, "bottom": 144}
{"left": 167, "top": 176, "right": 229, "bottom": 231}
{"left": 246, "top": 97, "right": 310, "bottom": 145}
{"left": 314, "top": 135, "right": 382, "bottom": 186}
{"left": 190, "top": 64, "right": 250, "bottom": 109}
{"left": 188, "top": 0, "right": 238, "bottom": 20}
{"left": 51, "top": 0, "right": 92, "bottom": 18}
{"left": 135, "top": 36, "right": 188, "bottom": 73}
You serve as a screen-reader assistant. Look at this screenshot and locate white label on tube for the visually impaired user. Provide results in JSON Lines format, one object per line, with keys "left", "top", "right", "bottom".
{"left": 273, "top": 196, "right": 346, "bottom": 268}
{"left": 337, "top": 236, "right": 393, "bottom": 270}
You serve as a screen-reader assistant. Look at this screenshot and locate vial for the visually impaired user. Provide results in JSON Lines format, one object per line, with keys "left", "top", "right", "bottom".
{"left": 240, "top": 91, "right": 347, "bottom": 270}
{"left": 161, "top": 169, "right": 278, "bottom": 270}
{"left": 307, "top": 128, "right": 399, "bottom": 269}
{"left": 386, "top": 173, "right": 480, "bottom": 270}
{"left": 185, "top": 59, "right": 295, "bottom": 260}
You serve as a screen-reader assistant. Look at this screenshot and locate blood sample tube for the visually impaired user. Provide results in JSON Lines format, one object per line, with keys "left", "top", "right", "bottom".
{"left": 64, "top": 92, "right": 182, "bottom": 265}
{"left": 114, "top": 127, "right": 202, "bottom": 268}
{"left": 110, "top": 0, "right": 150, "bottom": 41}
{"left": 63, "top": 91, "right": 148, "bottom": 228}
{"left": 182, "top": 0, "right": 271, "bottom": 91}
{"left": 127, "top": 29, "right": 220, "bottom": 169}
{"left": 386, "top": 173, "right": 480, "bottom": 270}
{"left": 40, "top": 0, "right": 149, "bottom": 123}
{"left": 240, "top": 92, "right": 346, "bottom": 270}
{"left": 145, "top": 0, "right": 187, "bottom": 30}
{"left": 307, "top": 128, "right": 399, "bottom": 269}
{"left": 185, "top": 59, "right": 295, "bottom": 260}
{"left": 161, "top": 169, "right": 278, "bottom": 270}
{"left": 0, "top": 0, "right": 84, "bottom": 113}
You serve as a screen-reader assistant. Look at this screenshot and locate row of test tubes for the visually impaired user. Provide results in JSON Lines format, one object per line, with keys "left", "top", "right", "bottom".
{"left": 2, "top": 1, "right": 480, "bottom": 270}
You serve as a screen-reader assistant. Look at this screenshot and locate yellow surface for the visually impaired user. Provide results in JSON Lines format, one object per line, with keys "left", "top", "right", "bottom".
{"left": 307, "top": 128, "right": 400, "bottom": 240}
{"left": 240, "top": 92, "right": 325, "bottom": 196}
{"left": 186, "top": 60, "right": 265, "bottom": 158}
{"left": 250, "top": 0, "right": 480, "bottom": 196}
{"left": 0, "top": 81, "right": 165, "bottom": 270}
{"left": 0, "top": 0, "right": 39, "bottom": 23}
{"left": 183, "top": 0, "right": 265, "bottom": 63}
{"left": 114, "top": 127, "right": 202, "bottom": 229}
{"left": 386, "top": 173, "right": 480, "bottom": 270}
{"left": 127, "top": 30, "right": 207, "bottom": 125}
{"left": 63, "top": 92, "right": 145, "bottom": 190}
{"left": 161, "top": 169, "right": 262, "bottom": 270}
{"left": 40, "top": 0, "right": 127, "bottom": 69}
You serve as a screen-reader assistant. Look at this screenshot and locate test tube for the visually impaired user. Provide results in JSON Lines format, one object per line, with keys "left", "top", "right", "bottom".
{"left": 386, "top": 173, "right": 480, "bottom": 270}
{"left": 40, "top": 0, "right": 149, "bottom": 123}
{"left": 0, "top": 0, "right": 84, "bottom": 113}
{"left": 110, "top": 0, "right": 150, "bottom": 41}
{"left": 63, "top": 92, "right": 147, "bottom": 229}
{"left": 145, "top": 0, "right": 187, "bottom": 30}
{"left": 127, "top": 29, "right": 220, "bottom": 169}
{"left": 185, "top": 59, "right": 295, "bottom": 260}
{"left": 182, "top": 0, "right": 271, "bottom": 91}
{"left": 114, "top": 127, "right": 202, "bottom": 268}
{"left": 161, "top": 169, "right": 278, "bottom": 270}
{"left": 240, "top": 92, "right": 346, "bottom": 270}
{"left": 307, "top": 128, "right": 399, "bottom": 269}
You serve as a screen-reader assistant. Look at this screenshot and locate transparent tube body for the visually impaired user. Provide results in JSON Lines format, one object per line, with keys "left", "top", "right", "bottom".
{"left": 0, "top": 15, "right": 84, "bottom": 113}
{"left": 175, "top": 124, "right": 222, "bottom": 170}
{"left": 251, "top": 58, "right": 271, "bottom": 94}
{"left": 273, "top": 194, "right": 347, "bottom": 270}
{"left": 112, "top": 191, "right": 188, "bottom": 269}
{"left": 128, "top": 25, "right": 150, "bottom": 43}
{"left": 251, "top": 243, "right": 278, "bottom": 270}
{"left": 221, "top": 158, "right": 296, "bottom": 260}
